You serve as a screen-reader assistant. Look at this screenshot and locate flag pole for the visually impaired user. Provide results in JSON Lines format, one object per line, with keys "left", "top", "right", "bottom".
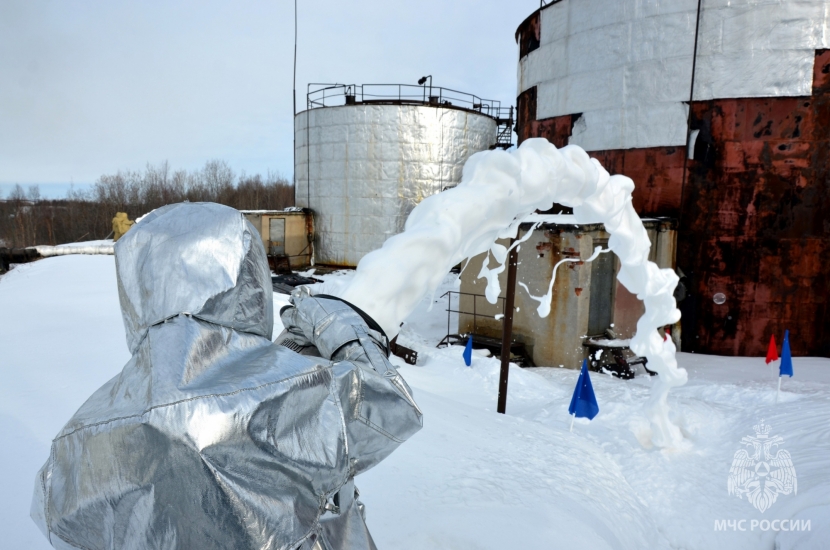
{"left": 569, "top": 413, "right": 575, "bottom": 432}
{"left": 766, "top": 334, "right": 779, "bottom": 378}
{"left": 776, "top": 376, "right": 781, "bottom": 403}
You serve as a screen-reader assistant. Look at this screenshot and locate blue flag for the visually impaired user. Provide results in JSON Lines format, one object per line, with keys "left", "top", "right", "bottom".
{"left": 780, "top": 330, "right": 793, "bottom": 377}
{"left": 569, "top": 359, "right": 599, "bottom": 420}
{"left": 463, "top": 335, "right": 473, "bottom": 367}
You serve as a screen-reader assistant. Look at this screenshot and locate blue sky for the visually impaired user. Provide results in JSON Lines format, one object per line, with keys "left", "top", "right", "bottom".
{"left": 1, "top": 0, "right": 539, "bottom": 197}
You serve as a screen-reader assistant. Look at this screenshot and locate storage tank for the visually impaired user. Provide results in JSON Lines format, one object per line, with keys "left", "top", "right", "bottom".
{"left": 294, "top": 83, "right": 511, "bottom": 266}
{"left": 515, "top": 0, "right": 830, "bottom": 357}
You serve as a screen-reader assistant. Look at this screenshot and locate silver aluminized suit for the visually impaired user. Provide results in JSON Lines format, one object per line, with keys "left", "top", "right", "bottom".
{"left": 31, "top": 202, "right": 423, "bottom": 550}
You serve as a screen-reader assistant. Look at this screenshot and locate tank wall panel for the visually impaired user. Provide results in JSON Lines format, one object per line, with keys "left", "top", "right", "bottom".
{"left": 516, "top": 0, "right": 830, "bottom": 151}
{"left": 295, "top": 105, "right": 497, "bottom": 266}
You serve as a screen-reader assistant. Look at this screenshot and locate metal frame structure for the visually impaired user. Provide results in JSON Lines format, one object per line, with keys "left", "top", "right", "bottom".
{"left": 307, "top": 83, "right": 514, "bottom": 149}
{"left": 438, "top": 288, "right": 534, "bottom": 371}
{"left": 439, "top": 290, "right": 506, "bottom": 342}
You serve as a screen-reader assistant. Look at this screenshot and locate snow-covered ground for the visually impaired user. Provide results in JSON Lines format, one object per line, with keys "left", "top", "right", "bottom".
{"left": 1, "top": 256, "right": 828, "bottom": 549}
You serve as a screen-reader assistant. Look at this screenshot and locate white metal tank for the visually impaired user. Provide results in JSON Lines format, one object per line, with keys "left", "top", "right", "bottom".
{"left": 294, "top": 84, "right": 505, "bottom": 266}
{"left": 517, "top": 0, "right": 830, "bottom": 151}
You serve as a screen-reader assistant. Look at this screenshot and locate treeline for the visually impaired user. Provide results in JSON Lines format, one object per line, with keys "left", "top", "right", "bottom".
{"left": 0, "top": 160, "right": 294, "bottom": 248}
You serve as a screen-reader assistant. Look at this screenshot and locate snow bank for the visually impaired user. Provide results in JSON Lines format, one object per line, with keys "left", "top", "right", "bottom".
{"left": 0, "top": 256, "right": 127, "bottom": 549}
{"left": 3, "top": 256, "right": 829, "bottom": 549}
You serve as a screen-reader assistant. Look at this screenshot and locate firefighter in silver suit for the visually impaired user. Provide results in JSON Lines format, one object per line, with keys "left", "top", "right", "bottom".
{"left": 32, "top": 202, "right": 423, "bottom": 550}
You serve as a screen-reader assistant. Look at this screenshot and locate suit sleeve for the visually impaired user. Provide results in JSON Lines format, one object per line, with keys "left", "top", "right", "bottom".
{"left": 281, "top": 290, "right": 423, "bottom": 475}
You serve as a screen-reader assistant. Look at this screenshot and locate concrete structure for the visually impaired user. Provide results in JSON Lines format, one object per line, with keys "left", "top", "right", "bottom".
{"left": 515, "top": 0, "right": 830, "bottom": 357}
{"left": 241, "top": 209, "right": 313, "bottom": 269}
{"left": 295, "top": 84, "right": 509, "bottom": 266}
{"left": 459, "top": 217, "right": 677, "bottom": 368}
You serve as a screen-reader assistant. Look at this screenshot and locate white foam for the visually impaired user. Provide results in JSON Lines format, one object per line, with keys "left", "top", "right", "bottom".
{"left": 477, "top": 223, "right": 540, "bottom": 304}
{"left": 338, "top": 138, "right": 687, "bottom": 447}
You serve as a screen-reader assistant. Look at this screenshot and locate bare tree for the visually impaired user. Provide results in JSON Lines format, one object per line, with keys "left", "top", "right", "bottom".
{"left": 0, "top": 161, "right": 295, "bottom": 248}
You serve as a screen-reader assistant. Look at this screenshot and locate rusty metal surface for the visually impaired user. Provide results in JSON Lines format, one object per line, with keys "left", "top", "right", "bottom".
{"left": 515, "top": 9, "right": 540, "bottom": 58}
{"left": 516, "top": 94, "right": 685, "bottom": 217}
{"left": 677, "top": 50, "right": 830, "bottom": 358}
{"left": 516, "top": 87, "right": 579, "bottom": 148}
{"left": 591, "top": 148, "right": 686, "bottom": 218}
{"left": 516, "top": 51, "right": 830, "bottom": 358}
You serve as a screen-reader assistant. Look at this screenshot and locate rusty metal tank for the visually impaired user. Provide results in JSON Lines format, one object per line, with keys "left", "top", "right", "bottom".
{"left": 515, "top": 0, "right": 830, "bottom": 357}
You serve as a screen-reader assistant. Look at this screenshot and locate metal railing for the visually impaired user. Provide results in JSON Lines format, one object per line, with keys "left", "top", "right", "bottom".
{"left": 495, "top": 106, "right": 514, "bottom": 149}
{"left": 307, "top": 83, "right": 511, "bottom": 121}
{"left": 441, "top": 290, "right": 506, "bottom": 340}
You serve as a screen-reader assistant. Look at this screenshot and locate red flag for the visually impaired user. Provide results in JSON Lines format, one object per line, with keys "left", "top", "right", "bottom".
{"left": 765, "top": 334, "right": 779, "bottom": 364}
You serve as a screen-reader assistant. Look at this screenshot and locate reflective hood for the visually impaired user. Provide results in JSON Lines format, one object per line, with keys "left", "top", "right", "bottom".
{"left": 114, "top": 202, "right": 273, "bottom": 353}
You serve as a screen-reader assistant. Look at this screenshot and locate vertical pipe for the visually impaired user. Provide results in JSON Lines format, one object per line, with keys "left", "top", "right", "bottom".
{"left": 292, "top": 0, "right": 297, "bottom": 205}
{"left": 498, "top": 240, "right": 518, "bottom": 414}
{"left": 293, "top": 0, "right": 297, "bottom": 117}
{"left": 680, "top": 0, "right": 704, "bottom": 217}
{"left": 678, "top": 0, "right": 703, "bottom": 353}
{"left": 447, "top": 292, "right": 451, "bottom": 342}
{"left": 439, "top": 104, "right": 444, "bottom": 191}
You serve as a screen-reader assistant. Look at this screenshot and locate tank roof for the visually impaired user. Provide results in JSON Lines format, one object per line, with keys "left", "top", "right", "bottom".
{"left": 304, "top": 83, "right": 512, "bottom": 123}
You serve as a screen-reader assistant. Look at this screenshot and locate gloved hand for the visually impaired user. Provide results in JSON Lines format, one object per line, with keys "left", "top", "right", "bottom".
{"left": 278, "top": 286, "right": 389, "bottom": 360}
{"left": 277, "top": 287, "right": 316, "bottom": 349}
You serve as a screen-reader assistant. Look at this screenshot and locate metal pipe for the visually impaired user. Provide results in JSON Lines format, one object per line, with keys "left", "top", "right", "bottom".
{"left": 32, "top": 244, "right": 114, "bottom": 257}
{"left": 497, "top": 240, "right": 518, "bottom": 414}
{"left": 447, "top": 292, "right": 451, "bottom": 341}
{"left": 680, "top": 0, "right": 704, "bottom": 224}
{"left": 292, "top": 0, "right": 298, "bottom": 204}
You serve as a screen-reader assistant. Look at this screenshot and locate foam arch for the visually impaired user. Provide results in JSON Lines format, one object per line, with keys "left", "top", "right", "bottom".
{"left": 338, "top": 138, "right": 687, "bottom": 448}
